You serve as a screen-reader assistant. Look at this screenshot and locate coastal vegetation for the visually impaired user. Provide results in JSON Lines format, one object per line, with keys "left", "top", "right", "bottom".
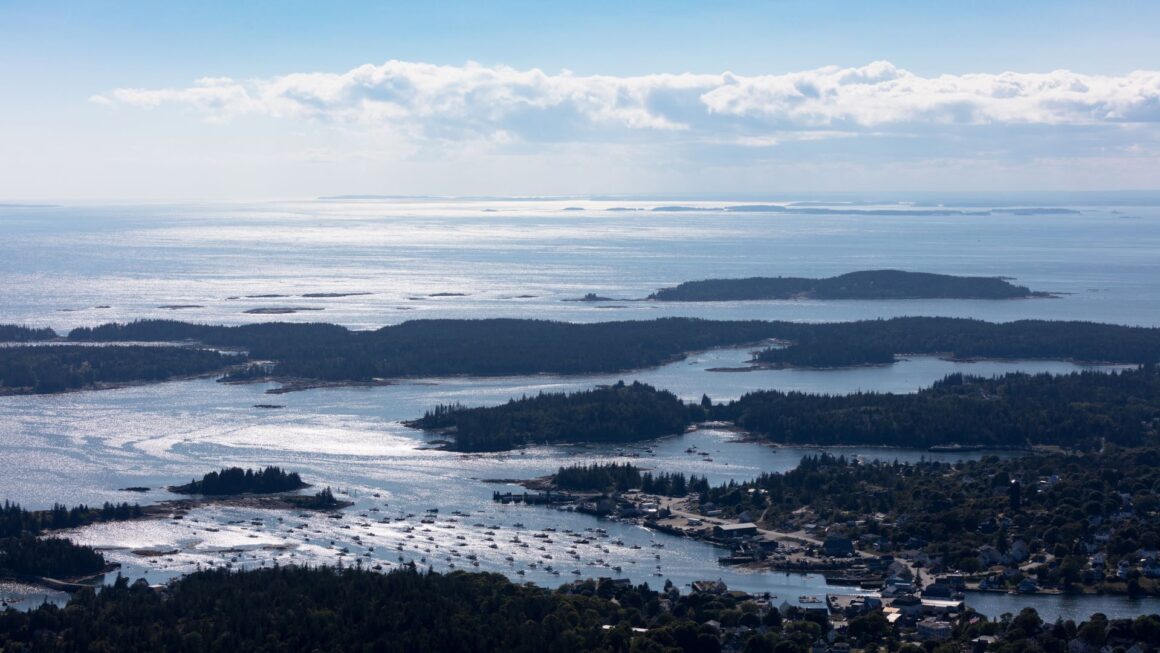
{"left": 284, "top": 487, "right": 343, "bottom": 510}
{"left": 551, "top": 462, "right": 712, "bottom": 497}
{"left": 753, "top": 316, "right": 1160, "bottom": 369}
{"left": 411, "top": 367, "right": 1160, "bottom": 451}
{"left": 649, "top": 269, "right": 1043, "bottom": 302}
{"left": 0, "top": 501, "right": 123, "bottom": 581}
{"left": 553, "top": 462, "right": 643, "bottom": 492}
{"left": 59, "top": 317, "right": 1160, "bottom": 390}
{"left": 0, "top": 536, "right": 107, "bottom": 579}
{"left": 168, "top": 466, "right": 308, "bottom": 495}
{"left": 1, "top": 501, "right": 143, "bottom": 538}
{"left": 0, "top": 325, "right": 57, "bottom": 342}
{"left": 0, "top": 564, "right": 1155, "bottom": 652}
{"left": 0, "top": 566, "right": 654, "bottom": 652}
{"left": 407, "top": 381, "right": 694, "bottom": 452}
{"left": 68, "top": 318, "right": 782, "bottom": 380}
{"left": 0, "top": 502, "right": 133, "bottom": 580}
{"left": 713, "top": 366, "right": 1160, "bottom": 450}
{"left": 0, "top": 345, "right": 234, "bottom": 394}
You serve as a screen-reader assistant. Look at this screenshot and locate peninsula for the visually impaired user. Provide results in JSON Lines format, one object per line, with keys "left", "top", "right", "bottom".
{"left": 409, "top": 366, "right": 1160, "bottom": 452}
{"left": 3, "top": 315, "right": 1155, "bottom": 395}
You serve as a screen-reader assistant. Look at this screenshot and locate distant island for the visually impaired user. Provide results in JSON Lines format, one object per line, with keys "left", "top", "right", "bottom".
{"left": 648, "top": 270, "right": 1050, "bottom": 302}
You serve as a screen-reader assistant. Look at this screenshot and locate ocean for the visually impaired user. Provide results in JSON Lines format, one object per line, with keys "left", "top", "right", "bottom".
{"left": 2, "top": 197, "right": 1159, "bottom": 621}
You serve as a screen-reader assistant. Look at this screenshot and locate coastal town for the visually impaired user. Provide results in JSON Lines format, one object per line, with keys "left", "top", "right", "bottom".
{"left": 488, "top": 445, "right": 1160, "bottom": 649}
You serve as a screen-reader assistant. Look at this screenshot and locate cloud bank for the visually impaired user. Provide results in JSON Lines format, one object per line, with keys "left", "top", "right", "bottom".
{"left": 95, "top": 60, "right": 1160, "bottom": 145}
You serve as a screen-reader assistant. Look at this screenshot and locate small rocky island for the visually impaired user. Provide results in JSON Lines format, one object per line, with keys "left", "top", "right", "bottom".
{"left": 168, "top": 466, "right": 347, "bottom": 510}
{"left": 169, "top": 466, "right": 308, "bottom": 495}
{"left": 649, "top": 269, "right": 1050, "bottom": 301}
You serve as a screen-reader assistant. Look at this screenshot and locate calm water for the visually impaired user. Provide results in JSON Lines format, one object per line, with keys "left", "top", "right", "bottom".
{"left": 2, "top": 199, "right": 1160, "bottom": 331}
{"left": 2, "top": 197, "right": 1158, "bottom": 621}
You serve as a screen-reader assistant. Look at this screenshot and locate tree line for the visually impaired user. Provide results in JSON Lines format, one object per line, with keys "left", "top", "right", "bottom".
{"left": 0, "top": 345, "right": 233, "bottom": 394}
{"left": 0, "top": 536, "right": 107, "bottom": 579}
{"left": 550, "top": 463, "right": 711, "bottom": 497}
{"left": 1, "top": 501, "right": 142, "bottom": 538}
{"left": 756, "top": 316, "right": 1160, "bottom": 368}
{"left": 0, "top": 564, "right": 1157, "bottom": 652}
{"left": 0, "top": 324, "right": 57, "bottom": 342}
{"left": 712, "top": 365, "right": 1160, "bottom": 449}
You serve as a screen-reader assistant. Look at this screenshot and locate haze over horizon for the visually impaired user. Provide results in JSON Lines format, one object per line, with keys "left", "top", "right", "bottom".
{"left": 3, "top": 0, "right": 1159, "bottom": 201}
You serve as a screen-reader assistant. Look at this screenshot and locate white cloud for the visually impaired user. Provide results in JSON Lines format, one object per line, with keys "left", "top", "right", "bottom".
{"left": 96, "top": 60, "right": 1160, "bottom": 144}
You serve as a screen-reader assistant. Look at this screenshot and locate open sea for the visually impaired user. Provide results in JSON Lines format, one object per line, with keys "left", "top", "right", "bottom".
{"left": 3, "top": 197, "right": 1160, "bottom": 621}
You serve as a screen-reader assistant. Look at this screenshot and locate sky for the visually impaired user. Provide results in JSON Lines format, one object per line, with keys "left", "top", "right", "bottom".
{"left": 2, "top": 0, "right": 1159, "bottom": 201}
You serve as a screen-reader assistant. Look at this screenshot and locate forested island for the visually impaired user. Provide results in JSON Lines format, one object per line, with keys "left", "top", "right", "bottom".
{"left": 0, "top": 316, "right": 1152, "bottom": 396}
{"left": 407, "top": 381, "right": 694, "bottom": 451}
{"left": 168, "top": 466, "right": 308, "bottom": 495}
{"left": 48, "top": 317, "right": 1160, "bottom": 394}
{"left": 0, "top": 345, "right": 235, "bottom": 394}
{"left": 0, "top": 565, "right": 1157, "bottom": 652}
{"left": 410, "top": 367, "right": 1160, "bottom": 451}
{"left": 649, "top": 270, "right": 1046, "bottom": 302}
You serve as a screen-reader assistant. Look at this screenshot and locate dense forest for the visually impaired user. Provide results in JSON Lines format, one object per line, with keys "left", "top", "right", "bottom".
{"left": 0, "top": 345, "right": 234, "bottom": 394}
{"left": 63, "top": 317, "right": 1160, "bottom": 386}
{"left": 0, "top": 566, "right": 664, "bottom": 653}
{"left": 698, "top": 448, "right": 1160, "bottom": 585}
{"left": 69, "top": 318, "right": 783, "bottom": 381}
{"left": 649, "top": 270, "right": 1041, "bottom": 301}
{"left": 411, "top": 382, "right": 696, "bottom": 451}
{"left": 550, "top": 463, "right": 711, "bottom": 497}
{"left": 553, "top": 463, "right": 643, "bottom": 492}
{"left": 169, "top": 467, "right": 308, "bottom": 495}
{"left": 0, "top": 536, "right": 108, "bottom": 579}
{"left": 1, "top": 501, "right": 142, "bottom": 538}
{"left": 711, "top": 366, "right": 1160, "bottom": 449}
{"left": 0, "top": 325, "right": 57, "bottom": 342}
{"left": 411, "top": 367, "right": 1160, "bottom": 451}
{"left": 0, "top": 565, "right": 1156, "bottom": 652}
{"left": 0, "top": 502, "right": 136, "bottom": 579}
{"left": 547, "top": 461, "right": 709, "bottom": 498}
{"left": 409, "top": 382, "right": 695, "bottom": 452}
{"left": 754, "top": 316, "right": 1160, "bottom": 368}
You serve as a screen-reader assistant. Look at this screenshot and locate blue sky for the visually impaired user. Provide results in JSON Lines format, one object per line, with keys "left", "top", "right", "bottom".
{"left": 3, "top": 0, "right": 1159, "bottom": 201}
